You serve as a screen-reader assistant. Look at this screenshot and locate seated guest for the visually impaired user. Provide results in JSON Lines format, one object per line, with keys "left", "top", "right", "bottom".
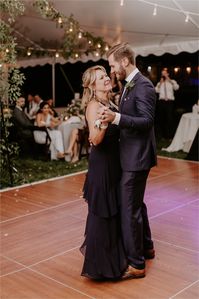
{"left": 34, "top": 101, "right": 65, "bottom": 160}
{"left": 12, "top": 97, "right": 35, "bottom": 155}
{"left": 46, "top": 98, "right": 59, "bottom": 118}
{"left": 65, "top": 128, "right": 80, "bottom": 163}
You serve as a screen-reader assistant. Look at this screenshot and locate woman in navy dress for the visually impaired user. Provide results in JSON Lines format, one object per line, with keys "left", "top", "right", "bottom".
{"left": 80, "top": 65, "right": 127, "bottom": 280}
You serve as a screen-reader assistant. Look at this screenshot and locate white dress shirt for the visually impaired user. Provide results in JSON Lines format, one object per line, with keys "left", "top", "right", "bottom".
{"left": 155, "top": 79, "right": 179, "bottom": 101}
{"left": 112, "top": 68, "right": 139, "bottom": 125}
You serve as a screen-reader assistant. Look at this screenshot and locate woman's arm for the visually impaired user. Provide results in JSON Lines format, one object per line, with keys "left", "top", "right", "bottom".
{"left": 50, "top": 115, "right": 62, "bottom": 128}
{"left": 35, "top": 113, "right": 46, "bottom": 127}
{"left": 86, "top": 101, "right": 108, "bottom": 146}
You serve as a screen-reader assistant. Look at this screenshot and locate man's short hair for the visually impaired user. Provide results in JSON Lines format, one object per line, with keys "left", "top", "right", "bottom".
{"left": 107, "top": 42, "right": 135, "bottom": 65}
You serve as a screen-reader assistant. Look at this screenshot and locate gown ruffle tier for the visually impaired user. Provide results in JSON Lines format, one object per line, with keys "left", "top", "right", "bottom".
{"left": 80, "top": 123, "right": 127, "bottom": 280}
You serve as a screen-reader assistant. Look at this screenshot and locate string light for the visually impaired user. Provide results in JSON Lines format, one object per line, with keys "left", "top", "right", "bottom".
{"left": 97, "top": 43, "right": 101, "bottom": 48}
{"left": 5, "top": 48, "right": 9, "bottom": 53}
{"left": 153, "top": 4, "right": 157, "bottom": 16}
{"left": 78, "top": 31, "right": 82, "bottom": 39}
{"left": 105, "top": 45, "right": 109, "bottom": 51}
{"left": 186, "top": 67, "right": 191, "bottom": 74}
{"left": 147, "top": 66, "right": 152, "bottom": 72}
{"left": 185, "top": 14, "right": 189, "bottom": 23}
{"left": 75, "top": 53, "right": 79, "bottom": 58}
{"left": 174, "top": 67, "right": 179, "bottom": 73}
{"left": 57, "top": 17, "right": 63, "bottom": 24}
{"left": 27, "top": 49, "right": 32, "bottom": 56}
{"left": 55, "top": 51, "right": 59, "bottom": 58}
{"left": 69, "top": 22, "right": 73, "bottom": 32}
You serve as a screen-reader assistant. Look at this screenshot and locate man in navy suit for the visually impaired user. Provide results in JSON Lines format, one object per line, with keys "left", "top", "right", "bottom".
{"left": 100, "top": 43, "right": 157, "bottom": 279}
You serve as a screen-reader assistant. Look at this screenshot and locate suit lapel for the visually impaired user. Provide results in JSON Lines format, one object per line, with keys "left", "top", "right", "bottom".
{"left": 119, "top": 72, "right": 141, "bottom": 112}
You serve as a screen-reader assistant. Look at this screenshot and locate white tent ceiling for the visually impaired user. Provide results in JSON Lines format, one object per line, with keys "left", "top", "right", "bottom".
{"left": 14, "top": 0, "right": 199, "bottom": 67}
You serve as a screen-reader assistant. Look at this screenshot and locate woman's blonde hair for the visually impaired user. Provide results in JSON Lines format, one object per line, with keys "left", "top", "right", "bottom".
{"left": 81, "top": 65, "right": 108, "bottom": 109}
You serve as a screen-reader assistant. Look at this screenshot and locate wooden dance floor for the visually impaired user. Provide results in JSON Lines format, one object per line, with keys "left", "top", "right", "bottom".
{"left": 1, "top": 157, "right": 199, "bottom": 299}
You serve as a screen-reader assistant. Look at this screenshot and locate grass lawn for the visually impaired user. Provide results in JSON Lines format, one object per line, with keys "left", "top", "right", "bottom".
{"left": 1, "top": 138, "right": 188, "bottom": 190}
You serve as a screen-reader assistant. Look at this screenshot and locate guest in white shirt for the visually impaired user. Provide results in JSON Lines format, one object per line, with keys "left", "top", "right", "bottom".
{"left": 155, "top": 68, "right": 179, "bottom": 139}
{"left": 29, "top": 94, "right": 43, "bottom": 120}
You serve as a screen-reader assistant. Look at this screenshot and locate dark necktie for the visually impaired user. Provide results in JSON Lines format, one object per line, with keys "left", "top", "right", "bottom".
{"left": 164, "top": 82, "right": 168, "bottom": 101}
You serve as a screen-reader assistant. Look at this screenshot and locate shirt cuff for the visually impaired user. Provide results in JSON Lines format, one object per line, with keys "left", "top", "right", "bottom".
{"left": 112, "top": 112, "right": 121, "bottom": 125}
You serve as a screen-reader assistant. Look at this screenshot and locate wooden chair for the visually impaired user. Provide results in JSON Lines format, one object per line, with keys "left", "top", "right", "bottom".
{"left": 78, "top": 127, "right": 90, "bottom": 160}
{"left": 32, "top": 126, "right": 51, "bottom": 160}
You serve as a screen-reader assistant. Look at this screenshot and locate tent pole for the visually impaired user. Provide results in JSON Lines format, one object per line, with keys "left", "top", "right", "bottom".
{"left": 52, "top": 58, "right": 55, "bottom": 106}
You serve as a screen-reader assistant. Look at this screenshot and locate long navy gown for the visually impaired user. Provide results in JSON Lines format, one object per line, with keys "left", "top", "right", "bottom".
{"left": 80, "top": 121, "right": 127, "bottom": 280}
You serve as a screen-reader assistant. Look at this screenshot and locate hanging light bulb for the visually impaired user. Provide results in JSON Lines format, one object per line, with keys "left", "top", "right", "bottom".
{"left": 27, "top": 49, "right": 32, "bottom": 56}
{"left": 69, "top": 23, "right": 73, "bottom": 32}
{"left": 75, "top": 53, "right": 79, "bottom": 58}
{"left": 186, "top": 67, "right": 191, "bottom": 74}
{"left": 174, "top": 67, "right": 179, "bottom": 73}
{"left": 105, "top": 45, "right": 109, "bottom": 51}
{"left": 45, "top": 4, "right": 49, "bottom": 12}
{"left": 57, "top": 17, "right": 63, "bottom": 24}
{"left": 147, "top": 66, "right": 152, "bottom": 72}
{"left": 78, "top": 32, "right": 82, "bottom": 39}
{"left": 185, "top": 14, "right": 189, "bottom": 23}
{"left": 120, "top": 0, "right": 124, "bottom": 6}
{"left": 95, "top": 51, "right": 99, "bottom": 57}
{"left": 55, "top": 51, "right": 59, "bottom": 58}
{"left": 153, "top": 4, "right": 157, "bottom": 16}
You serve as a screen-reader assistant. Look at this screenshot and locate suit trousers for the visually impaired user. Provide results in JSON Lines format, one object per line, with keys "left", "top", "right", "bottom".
{"left": 120, "top": 169, "right": 153, "bottom": 269}
{"left": 156, "top": 100, "right": 174, "bottom": 139}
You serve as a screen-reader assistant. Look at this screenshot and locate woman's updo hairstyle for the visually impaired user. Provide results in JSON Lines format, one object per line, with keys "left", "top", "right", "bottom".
{"left": 81, "top": 65, "right": 107, "bottom": 109}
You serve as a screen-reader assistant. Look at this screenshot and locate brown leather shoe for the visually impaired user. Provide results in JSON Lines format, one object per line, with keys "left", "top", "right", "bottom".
{"left": 144, "top": 249, "right": 155, "bottom": 259}
{"left": 121, "top": 266, "right": 145, "bottom": 280}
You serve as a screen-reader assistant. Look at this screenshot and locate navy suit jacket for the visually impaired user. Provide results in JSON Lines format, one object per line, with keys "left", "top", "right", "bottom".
{"left": 118, "top": 72, "right": 157, "bottom": 171}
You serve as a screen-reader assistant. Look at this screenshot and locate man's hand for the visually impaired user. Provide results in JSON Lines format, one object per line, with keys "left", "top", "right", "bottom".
{"left": 97, "top": 105, "right": 116, "bottom": 123}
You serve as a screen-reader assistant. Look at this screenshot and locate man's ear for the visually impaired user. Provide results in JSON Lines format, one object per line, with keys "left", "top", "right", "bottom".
{"left": 121, "top": 57, "right": 129, "bottom": 67}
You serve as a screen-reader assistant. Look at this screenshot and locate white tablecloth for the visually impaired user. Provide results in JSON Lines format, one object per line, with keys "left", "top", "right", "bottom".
{"left": 58, "top": 120, "right": 84, "bottom": 161}
{"left": 162, "top": 112, "right": 199, "bottom": 153}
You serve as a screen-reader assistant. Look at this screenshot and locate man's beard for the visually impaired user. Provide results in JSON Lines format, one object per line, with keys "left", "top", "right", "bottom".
{"left": 117, "top": 65, "right": 126, "bottom": 81}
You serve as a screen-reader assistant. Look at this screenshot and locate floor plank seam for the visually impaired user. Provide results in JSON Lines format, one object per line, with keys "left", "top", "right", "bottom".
{"left": 0, "top": 244, "right": 82, "bottom": 278}
{"left": 0, "top": 198, "right": 83, "bottom": 224}
{"left": 148, "top": 167, "right": 199, "bottom": 182}
{"left": 149, "top": 198, "right": 199, "bottom": 220}
{"left": 1, "top": 197, "right": 198, "bottom": 229}
{"left": 1, "top": 254, "right": 95, "bottom": 299}
{"left": 153, "top": 238, "right": 199, "bottom": 254}
{"left": 169, "top": 279, "right": 199, "bottom": 298}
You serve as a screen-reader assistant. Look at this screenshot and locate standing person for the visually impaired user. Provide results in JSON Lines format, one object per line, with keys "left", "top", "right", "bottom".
{"left": 99, "top": 43, "right": 157, "bottom": 279}
{"left": 155, "top": 68, "right": 179, "bottom": 139}
{"left": 29, "top": 94, "right": 43, "bottom": 120}
{"left": 46, "top": 98, "right": 59, "bottom": 118}
{"left": 80, "top": 65, "right": 127, "bottom": 280}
